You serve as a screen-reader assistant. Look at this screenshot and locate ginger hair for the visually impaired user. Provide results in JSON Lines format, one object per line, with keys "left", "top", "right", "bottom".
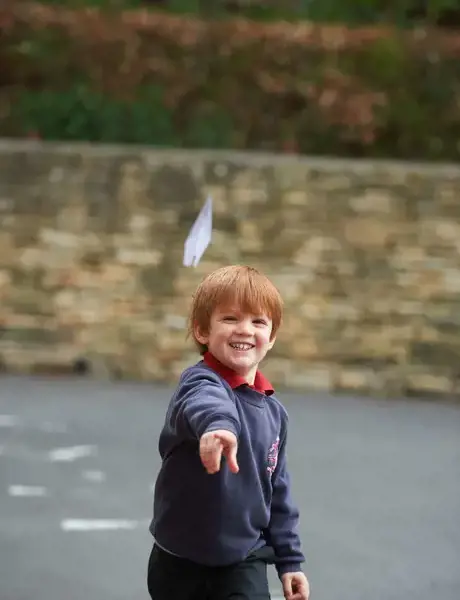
{"left": 188, "top": 265, "right": 283, "bottom": 354}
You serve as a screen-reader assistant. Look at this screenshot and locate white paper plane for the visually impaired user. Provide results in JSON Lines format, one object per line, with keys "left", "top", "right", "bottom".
{"left": 183, "top": 196, "right": 212, "bottom": 267}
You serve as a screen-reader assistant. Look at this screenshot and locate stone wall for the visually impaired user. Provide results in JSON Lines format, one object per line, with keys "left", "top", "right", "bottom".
{"left": 1, "top": 139, "right": 459, "bottom": 398}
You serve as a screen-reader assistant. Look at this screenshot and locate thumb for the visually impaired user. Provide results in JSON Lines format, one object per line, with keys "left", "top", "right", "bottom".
{"left": 282, "top": 575, "right": 293, "bottom": 600}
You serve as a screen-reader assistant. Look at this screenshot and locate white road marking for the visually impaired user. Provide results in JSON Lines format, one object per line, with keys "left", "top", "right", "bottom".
{"left": 8, "top": 485, "right": 48, "bottom": 497}
{"left": 60, "top": 519, "right": 139, "bottom": 532}
{"left": 0, "top": 415, "right": 20, "bottom": 427}
{"left": 48, "top": 445, "right": 96, "bottom": 462}
{"left": 82, "top": 470, "right": 106, "bottom": 483}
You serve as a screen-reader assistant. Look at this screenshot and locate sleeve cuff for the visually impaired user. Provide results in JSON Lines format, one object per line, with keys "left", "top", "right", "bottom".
{"left": 277, "top": 562, "right": 303, "bottom": 577}
{"left": 201, "top": 419, "right": 239, "bottom": 439}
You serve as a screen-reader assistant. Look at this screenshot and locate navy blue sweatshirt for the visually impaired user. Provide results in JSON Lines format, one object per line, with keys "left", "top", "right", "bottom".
{"left": 150, "top": 358, "right": 305, "bottom": 577}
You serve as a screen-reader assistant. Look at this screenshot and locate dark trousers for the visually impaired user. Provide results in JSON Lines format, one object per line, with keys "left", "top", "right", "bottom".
{"left": 147, "top": 544, "right": 273, "bottom": 600}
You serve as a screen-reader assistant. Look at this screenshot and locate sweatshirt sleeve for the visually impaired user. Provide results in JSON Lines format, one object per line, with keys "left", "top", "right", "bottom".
{"left": 170, "top": 368, "right": 241, "bottom": 440}
{"left": 266, "top": 428, "right": 305, "bottom": 578}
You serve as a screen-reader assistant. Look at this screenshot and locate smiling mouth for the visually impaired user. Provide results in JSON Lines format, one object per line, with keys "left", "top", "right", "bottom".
{"left": 229, "top": 343, "right": 254, "bottom": 351}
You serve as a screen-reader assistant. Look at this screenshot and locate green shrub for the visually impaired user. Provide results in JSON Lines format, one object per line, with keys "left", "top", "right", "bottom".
{"left": 2, "top": 3, "right": 460, "bottom": 160}
{"left": 11, "top": 85, "right": 177, "bottom": 144}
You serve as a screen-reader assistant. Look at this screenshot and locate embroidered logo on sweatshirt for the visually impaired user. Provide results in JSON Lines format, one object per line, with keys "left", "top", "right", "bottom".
{"left": 267, "top": 436, "right": 280, "bottom": 476}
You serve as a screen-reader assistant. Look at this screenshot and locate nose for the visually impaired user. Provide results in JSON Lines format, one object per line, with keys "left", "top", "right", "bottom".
{"left": 235, "top": 318, "right": 253, "bottom": 335}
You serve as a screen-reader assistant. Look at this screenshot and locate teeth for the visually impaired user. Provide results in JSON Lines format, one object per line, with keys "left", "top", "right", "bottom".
{"left": 230, "top": 343, "right": 253, "bottom": 350}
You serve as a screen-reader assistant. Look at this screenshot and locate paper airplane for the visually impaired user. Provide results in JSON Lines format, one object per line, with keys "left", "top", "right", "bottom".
{"left": 183, "top": 196, "right": 212, "bottom": 267}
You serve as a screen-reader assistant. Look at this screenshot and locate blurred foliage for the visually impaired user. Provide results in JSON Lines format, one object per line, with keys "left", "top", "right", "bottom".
{"left": 21, "top": 0, "right": 460, "bottom": 26}
{"left": 2, "top": 3, "right": 460, "bottom": 160}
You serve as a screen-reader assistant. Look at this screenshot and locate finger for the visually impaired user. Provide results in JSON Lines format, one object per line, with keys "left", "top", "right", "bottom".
{"left": 282, "top": 578, "right": 293, "bottom": 600}
{"left": 293, "top": 581, "right": 309, "bottom": 600}
{"left": 224, "top": 443, "right": 239, "bottom": 473}
{"left": 202, "top": 454, "right": 221, "bottom": 473}
{"left": 287, "top": 589, "right": 304, "bottom": 600}
{"left": 300, "top": 582, "right": 309, "bottom": 599}
{"left": 200, "top": 433, "right": 220, "bottom": 455}
{"left": 200, "top": 450, "right": 220, "bottom": 472}
{"left": 200, "top": 438, "right": 223, "bottom": 473}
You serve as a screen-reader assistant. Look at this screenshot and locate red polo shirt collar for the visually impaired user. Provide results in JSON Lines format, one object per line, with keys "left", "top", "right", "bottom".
{"left": 203, "top": 352, "right": 274, "bottom": 396}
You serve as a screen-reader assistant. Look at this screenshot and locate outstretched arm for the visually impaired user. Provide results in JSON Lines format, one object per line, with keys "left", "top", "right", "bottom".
{"left": 170, "top": 369, "right": 240, "bottom": 440}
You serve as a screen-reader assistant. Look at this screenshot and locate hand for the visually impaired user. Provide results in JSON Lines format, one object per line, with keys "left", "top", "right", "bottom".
{"left": 199, "top": 429, "right": 239, "bottom": 474}
{"left": 281, "top": 571, "right": 310, "bottom": 600}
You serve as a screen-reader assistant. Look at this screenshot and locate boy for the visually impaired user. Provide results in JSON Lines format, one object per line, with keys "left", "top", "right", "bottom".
{"left": 147, "top": 265, "right": 310, "bottom": 600}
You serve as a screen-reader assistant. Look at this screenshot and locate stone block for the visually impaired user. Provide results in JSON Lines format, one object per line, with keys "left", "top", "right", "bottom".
{"left": 288, "top": 364, "right": 335, "bottom": 392}
{"left": 337, "top": 368, "right": 378, "bottom": 392}
{"left": 349, "top": 189, "right": 396, "bottom": 215}
{"left": 343, "top": 218, "right": 392, "bottom": 248}
{"left": 0, "top": 326, "right": 65, "bottom": 345}
{"left": 405, "top": 372, "right": 454, "bottom": 395}
{"left": 0, "top": 232, "right": 16, "bottom": 266}
{"left": 411, "top": 342, "right": 460, "bottom": 369}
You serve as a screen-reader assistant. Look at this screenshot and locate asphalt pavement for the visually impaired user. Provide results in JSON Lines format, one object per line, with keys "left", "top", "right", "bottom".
{"left": 0, "top": 374, "right": 459, "bottom": 600}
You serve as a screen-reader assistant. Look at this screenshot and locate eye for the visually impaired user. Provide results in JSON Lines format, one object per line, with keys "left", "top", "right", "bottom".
{"left": 254, "top": 318, "right": 268, "bottom": 325}
{"left": 222, "top": 316, "right": 236, "bottom": 322}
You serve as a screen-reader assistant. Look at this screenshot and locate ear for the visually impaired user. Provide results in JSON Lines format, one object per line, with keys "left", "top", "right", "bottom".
{"left": 194, "top": 324, "right": 209, "bottom": 346}
{"left": 267, "top": 335, "right": 276, "bottom": 350}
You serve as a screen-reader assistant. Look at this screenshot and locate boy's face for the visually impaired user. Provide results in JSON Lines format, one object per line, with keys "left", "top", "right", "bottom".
{"left": 195, "top": 305, "right": 276, "bottom": 385}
